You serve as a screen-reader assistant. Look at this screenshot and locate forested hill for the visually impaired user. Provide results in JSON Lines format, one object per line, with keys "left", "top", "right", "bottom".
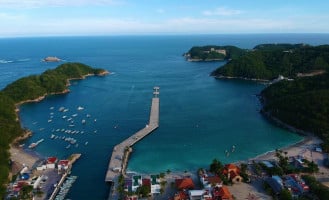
{"left": 184, "top": 45, "right": 246, "bottom": 61}
{"left": 211, "top": 44, "right": 329, "bottom": 80}
{"left": 260, "top": 72, "right": 329, "bottom": 150}
{"left": 0, "top": 62, "right": 107, "bottom": 197}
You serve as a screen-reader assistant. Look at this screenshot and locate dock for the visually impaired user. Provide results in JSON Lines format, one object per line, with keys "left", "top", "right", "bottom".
{"left": 105, "top": 87, "right": 160, "bottom": 199}
{"left": 48, "top": 154, "right": 81, "bottom": 200}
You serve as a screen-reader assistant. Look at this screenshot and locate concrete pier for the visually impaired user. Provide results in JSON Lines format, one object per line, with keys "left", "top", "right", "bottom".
{"left": 105, "top": 87, "right": 160, "bottom": 199}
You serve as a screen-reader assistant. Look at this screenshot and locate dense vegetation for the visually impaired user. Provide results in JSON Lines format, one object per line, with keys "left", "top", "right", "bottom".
{"left": 211, "top": 44, "right": 329, "bottom": 80}
{"left": 302, "top": 175, "right": 329, "bottom": 200}
{"left": 261, "top": 72, "right": 329, "bottom": 150}
{"left": 184, "top": 45, "right": 246, "bottom": 61}
{"left": 0, "top": 62, "right": 106, "bottom": 197}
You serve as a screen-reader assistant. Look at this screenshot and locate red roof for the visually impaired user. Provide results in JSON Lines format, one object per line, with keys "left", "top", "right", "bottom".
{"left": 174, "top": 191, "right": 189, "bottom": 200}
{"left": 142, "top": 179, "right": 151, "bottom": 187}
{"left": 205, "top": 176, "right": 222, "bottom": 185}
{"left": 47, "top": 157, "right": 57, "bottom": 164}
{"left": 225, "top": 164, "right": 239, "bottom": 171}
{"left": 175, "top": 178, "right": 194, "bottom": 190}
{"left": 218, "top": 186, "right": 233, "bottom": 200}
{"left": 58, "top": 160, "right": 69, "bottom": 166}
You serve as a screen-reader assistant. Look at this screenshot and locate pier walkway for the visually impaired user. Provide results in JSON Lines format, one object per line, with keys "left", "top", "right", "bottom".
{"left": 105, "top": 87, "right": 160, "bottom": 199}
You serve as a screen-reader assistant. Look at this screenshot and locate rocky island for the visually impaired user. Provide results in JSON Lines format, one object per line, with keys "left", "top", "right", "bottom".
{"left": 184, "top": 45, "right": 246, "bottom": 61}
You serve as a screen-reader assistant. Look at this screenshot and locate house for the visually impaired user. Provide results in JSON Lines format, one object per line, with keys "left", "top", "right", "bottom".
{"left": 175, "top": 178, "right": 195, "bottom": 190}
{"left": 223, "top": 164, "right": 243, "bottom": 183}
{"left": 58, "top": 160, "right": 69, "bottom": 171}
{"left": 212, "top": 186, "right": 233, "bottom": 200}
{"left": 46, "top": 157, "right": 57, "bottom": 169}
{"left": 151, "top": 174, "right": 160, "bottom": 194}
{"left": 132, "top": 175, "right": 142, "bottom": 192}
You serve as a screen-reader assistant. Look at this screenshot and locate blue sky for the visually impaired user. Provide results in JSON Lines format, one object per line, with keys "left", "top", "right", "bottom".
{"left": 0, "top": 0, "right": 328, "bottom": 37}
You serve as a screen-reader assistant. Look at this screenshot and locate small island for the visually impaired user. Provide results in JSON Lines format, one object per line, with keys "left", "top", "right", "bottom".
{"left": 0, "top": 62, "right": 108, "bottom": 197}
{"left": 184, "top": 45, "right": 246, "bottom": 61}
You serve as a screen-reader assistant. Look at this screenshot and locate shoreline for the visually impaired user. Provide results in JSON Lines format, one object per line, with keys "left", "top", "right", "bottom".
{"left": 212, "top": 74, "right": 270, "bottom": 83}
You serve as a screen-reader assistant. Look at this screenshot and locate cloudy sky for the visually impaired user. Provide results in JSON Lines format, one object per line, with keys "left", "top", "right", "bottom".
{"left": 0, "top": 0, "right": 328, "bottom": 37}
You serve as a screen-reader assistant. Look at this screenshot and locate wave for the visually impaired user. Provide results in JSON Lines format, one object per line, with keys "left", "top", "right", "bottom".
{"left": 17, "top": 58, "right": 31, "bottom": 62}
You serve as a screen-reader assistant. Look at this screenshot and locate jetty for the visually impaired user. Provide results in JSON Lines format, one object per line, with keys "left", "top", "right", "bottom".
{"left": 105, "top": 87, "right": 160, "bottom": 199}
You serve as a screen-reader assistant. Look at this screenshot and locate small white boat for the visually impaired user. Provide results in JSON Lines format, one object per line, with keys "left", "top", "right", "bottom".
{"left": 82, "top": 119, "right": 86, "bottom": 124}
{"left": 48, "top": 119, "right": 52, "bottom": 123}
{"left": 72, "top": 114, "right": 78, "bottom": 117}
{"left": 85, "top": 142, "right": 88, "bottom": 145}
{"left": 77, "top": 106, "right": 84, "bottom": 111}
{"left": 66, "top": 144, "right": 71, "bottom": 149}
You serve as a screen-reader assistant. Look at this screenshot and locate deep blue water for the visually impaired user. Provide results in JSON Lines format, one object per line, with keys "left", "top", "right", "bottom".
{"left": 1, "top": 34, "right": 329, "bottom": 199}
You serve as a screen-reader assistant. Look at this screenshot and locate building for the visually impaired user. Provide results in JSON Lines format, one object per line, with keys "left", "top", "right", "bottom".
{"left": 46, "top": 157, "right": 57, "bottom": 169}
{"left": 223, "top": 164, "right": 243, "bottom": 183}
{"left": 58, "top": 160, "right": 69, "bottom": 171}
{"left": 151, "top": 174, "right": 161, "bottom": 194}
{"left": 132, "top": 175, "right": 142, "bottom": 192}
{"left": 175, "top": 178, "right": 195, "bottom": 190}
{"left": 212, "top": 186, "right": 233, "bottom": 200}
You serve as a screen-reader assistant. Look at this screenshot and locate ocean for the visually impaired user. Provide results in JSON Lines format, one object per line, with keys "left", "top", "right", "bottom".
{"left": 1, "top": 34, "right": 328, "bottom": 199}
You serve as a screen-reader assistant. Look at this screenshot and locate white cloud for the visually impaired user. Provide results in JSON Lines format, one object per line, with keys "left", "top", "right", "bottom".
{"left": 203, "top": 7, "right": 242, "bottom": 16}
{"left": 0, "top": 0, "right": 124, "bottom": 8}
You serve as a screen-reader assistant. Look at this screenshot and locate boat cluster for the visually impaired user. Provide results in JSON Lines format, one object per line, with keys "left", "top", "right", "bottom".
{"left": 55, "top": 176, "right": 77, "bottom": 200}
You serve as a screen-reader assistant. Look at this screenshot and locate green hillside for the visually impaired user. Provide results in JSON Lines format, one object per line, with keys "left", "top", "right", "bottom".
{"left": 211, "top": 44, "right": 329, "bottom": 80}
{"left": 261, "top": 72, "right": 329, "bottom": 150}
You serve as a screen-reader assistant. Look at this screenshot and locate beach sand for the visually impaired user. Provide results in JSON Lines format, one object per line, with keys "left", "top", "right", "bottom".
{"left": 9, "top": 145, "right": 39, "bottom": 172}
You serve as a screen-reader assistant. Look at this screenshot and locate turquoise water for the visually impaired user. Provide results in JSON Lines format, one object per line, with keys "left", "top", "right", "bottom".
{"left": 1, "top": 34, "right": 328, "bottom": 199}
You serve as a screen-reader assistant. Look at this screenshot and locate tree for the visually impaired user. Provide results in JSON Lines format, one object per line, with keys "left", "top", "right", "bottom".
{"left": 280, "top": 189, "right": 292, "bottom": 200}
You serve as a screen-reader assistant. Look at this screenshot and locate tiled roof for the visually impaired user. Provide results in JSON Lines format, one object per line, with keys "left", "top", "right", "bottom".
{"left": 175, "top": 178, "right": 194, "bottom": 190}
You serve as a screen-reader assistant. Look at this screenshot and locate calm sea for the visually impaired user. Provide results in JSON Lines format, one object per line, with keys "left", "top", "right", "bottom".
{"left": 1, "top": 34, "right": 328, "bottom": 199}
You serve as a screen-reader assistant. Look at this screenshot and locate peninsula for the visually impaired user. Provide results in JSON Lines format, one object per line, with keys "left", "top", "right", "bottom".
{"left": 210, "top": 43, "right": 329, "bottom": 80}
{"left": 0, "top": 62, "right": 108, "bottom": 197}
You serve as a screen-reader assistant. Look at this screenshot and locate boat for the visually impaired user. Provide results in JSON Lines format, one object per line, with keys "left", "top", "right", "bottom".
{"left": 63, "top": 109, "right": 69, "bottom": 112}
{"left": 59, "top": 107, "right": 65, "bottom": 112}
{"left": 48, "top": 119, "right": 52, "bottom": 123}
{"left": 77, "top": 106, "right": 84, "bottom": 111}
{"left": 50, "top": 107, "right": 54, "bottom": 110}
{"left": 72, "top": 114, "right": 78, "bottom": 117}
{"left": 85, "top": 142, "right": 88, "bottom": 145}
{"left": 86, "top": 114, "right": 91, "bottom": 118}
{"left": 65, "top": 144, "right": 71, "bottom": 149}
{"left": 50, "top": 134, "right": 55, "bottom": 139}
{"left": 28, "top": 139, "right": 44, "bottom": 148}
{"left": 81, "top": 119, "right": 86, "bottom": 124}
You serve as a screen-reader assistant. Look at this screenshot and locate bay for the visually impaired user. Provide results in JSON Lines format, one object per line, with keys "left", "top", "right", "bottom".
{"left": 1, "top": 34, "right": 328, "bottom": 199}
